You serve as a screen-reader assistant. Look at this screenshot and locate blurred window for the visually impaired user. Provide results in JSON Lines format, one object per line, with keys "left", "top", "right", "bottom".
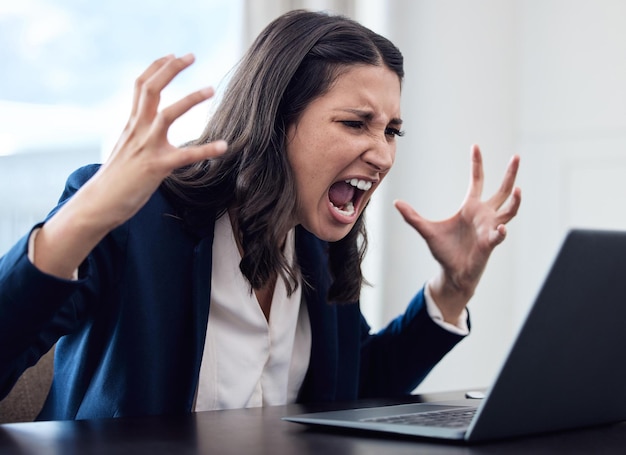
{"left": 0, "top": 0, "right": 243, "bottom": 254}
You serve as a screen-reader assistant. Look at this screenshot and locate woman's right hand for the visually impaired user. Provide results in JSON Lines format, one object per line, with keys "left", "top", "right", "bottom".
{"left": 33, "top": 54, "right": 227, "bottom": 279}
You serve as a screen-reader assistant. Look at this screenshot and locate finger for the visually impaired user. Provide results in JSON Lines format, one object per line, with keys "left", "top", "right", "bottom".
{"left": 489, "top": 224, "right": 508, "bottom": 247}
{"left": 466, "top": 144, "right": 484, "bottom": 200}
{"left": 496, "top": 186, "right": 522, "bottom": 224}
{"left": 154, "top": 86, "right": 215, "bottom": 133}
{"left": 136, "top": 53, "right": 197, "bottom": 121}
{"left": 393, "top": 199, "right": 433, "bottom": 239}
{"left": 130, "top": 55, "right": 175, "bottom": 118}
{"left": 163, "top": 140, "right": 229, "bottom": 170}
{"left": 489, "top": 154, "right": 521, "bottom": 209}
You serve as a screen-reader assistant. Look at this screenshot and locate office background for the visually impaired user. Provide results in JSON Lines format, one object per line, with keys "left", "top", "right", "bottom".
{"left": 1, "top": 0, "right": 625, "bottom": 395}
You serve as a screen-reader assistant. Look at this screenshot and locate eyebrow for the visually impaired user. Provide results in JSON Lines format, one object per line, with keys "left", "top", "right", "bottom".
{"left": 339, "top": 108, "right": 403, "bottom": 126}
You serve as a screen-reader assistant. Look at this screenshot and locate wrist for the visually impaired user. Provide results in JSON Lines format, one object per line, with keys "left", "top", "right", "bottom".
{"left": 428, "top": 273, "right": 475, "bottom": 324}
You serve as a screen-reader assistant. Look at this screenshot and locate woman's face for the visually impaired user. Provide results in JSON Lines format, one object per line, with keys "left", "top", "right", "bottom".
{"left": 286, "top": 64, "right": 402, "bottom": 242}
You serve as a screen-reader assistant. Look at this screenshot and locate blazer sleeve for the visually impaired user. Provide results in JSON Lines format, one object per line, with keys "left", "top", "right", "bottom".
{"left": 358, "top": 287, "right": 469, "bottom": 398}
{"left": 0, "top": 165, "right": 105, "bottom": 399}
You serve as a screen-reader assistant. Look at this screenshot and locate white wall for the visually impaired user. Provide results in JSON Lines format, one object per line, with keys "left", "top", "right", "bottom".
{"left": 514, "top": 0, "right": 626, "bottom": 323}
{"left": 377, "top": 0, "right": 626, "bottom": 393}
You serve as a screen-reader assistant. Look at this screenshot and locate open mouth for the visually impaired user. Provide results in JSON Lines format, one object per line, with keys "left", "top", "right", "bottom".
{"left": 328, "top": 178, "right": 373, "bottom": 217}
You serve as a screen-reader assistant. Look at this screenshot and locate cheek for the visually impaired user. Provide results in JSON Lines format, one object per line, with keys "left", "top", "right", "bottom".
{"left": 291, "top": 142, "right": 335, "bottom": 186}
{"left": 290, "top": 154, "right": 326, "bottom": 209}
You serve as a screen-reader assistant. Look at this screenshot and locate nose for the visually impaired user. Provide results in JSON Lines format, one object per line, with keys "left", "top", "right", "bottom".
{"left": 361, "top": 138, "right": 395, "bottom": 173}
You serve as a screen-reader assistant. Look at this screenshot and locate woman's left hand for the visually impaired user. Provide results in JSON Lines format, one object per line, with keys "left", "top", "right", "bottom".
{"left": 394, "top": 144, "right": 521, "bottom": 324}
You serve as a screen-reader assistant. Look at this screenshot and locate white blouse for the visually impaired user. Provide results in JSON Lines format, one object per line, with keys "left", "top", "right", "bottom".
{"left": 194, "top": 214, "right": 311, "bottom": 411}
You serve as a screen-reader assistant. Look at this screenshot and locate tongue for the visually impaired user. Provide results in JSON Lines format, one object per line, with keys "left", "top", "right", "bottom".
{"left": 329, "top": 181, "right": 355, "bottom": 207}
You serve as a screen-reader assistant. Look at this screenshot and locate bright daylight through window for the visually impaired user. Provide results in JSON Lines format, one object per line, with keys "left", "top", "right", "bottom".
{"left": 0, "top": 0, "right": 243, "bottom": 254}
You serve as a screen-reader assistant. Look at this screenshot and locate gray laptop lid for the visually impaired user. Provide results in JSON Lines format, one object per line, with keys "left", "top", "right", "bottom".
{"left": 284, "top": 229, "right": 626, "bottom": 442}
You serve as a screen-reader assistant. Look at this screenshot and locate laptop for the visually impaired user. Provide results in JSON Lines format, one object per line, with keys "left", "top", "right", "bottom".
{"left": 284, "top": 229, "right": 626, "bottom": 442}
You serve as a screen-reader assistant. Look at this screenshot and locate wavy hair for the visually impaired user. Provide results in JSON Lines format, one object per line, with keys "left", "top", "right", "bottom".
{"left": 162, "top": 9, "right": 404, "bottom": 303}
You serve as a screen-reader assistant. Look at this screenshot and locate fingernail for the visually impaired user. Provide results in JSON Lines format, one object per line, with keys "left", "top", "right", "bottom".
{"left": 180, "top": 53, "right": 195, "bottom": 63}
{"left": 214, "top": 140, "right": 228, "bottom": 152}
{"left": 199, "top": 87, "right": 215, "bottom": 98}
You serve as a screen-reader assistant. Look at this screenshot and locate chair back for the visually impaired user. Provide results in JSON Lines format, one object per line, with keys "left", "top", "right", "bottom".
{"left": 0, "top": 347, "right": 54, "bottom": 423}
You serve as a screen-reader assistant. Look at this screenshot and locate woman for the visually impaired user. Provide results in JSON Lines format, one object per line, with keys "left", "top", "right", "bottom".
{"left": 0, "top": 10, "right": 520, "bottom": 420}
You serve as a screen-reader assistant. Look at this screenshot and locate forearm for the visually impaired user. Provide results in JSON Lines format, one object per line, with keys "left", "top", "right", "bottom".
{"left": 33, "top": 173, "right": 123, "bottom": 280}
{"left": 359, "top": 288, "right": 467, "bottom": 397}
{"left": 0, "top": 232, "right": 82, "bottom": 391}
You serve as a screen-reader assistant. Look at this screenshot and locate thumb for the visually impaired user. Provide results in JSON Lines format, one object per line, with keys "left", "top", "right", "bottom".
{"left": 394, "top": 199, "right": 430, "bottom": 238}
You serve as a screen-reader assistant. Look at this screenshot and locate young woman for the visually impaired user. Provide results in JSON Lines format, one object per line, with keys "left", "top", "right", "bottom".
{"left": 0, "top": 9, "right": 520, "bottom": 420}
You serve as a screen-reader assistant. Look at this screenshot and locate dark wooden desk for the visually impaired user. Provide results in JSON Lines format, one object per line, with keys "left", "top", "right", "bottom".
{"left": 1, "top": 390, "right": 625, "bottom": 454}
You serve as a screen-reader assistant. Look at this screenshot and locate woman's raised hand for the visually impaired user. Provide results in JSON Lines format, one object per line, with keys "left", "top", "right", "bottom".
{"left": 33, "top": 54, "right": 227, "bottom": 279}
{"left": 394, "top": 145, "right": 521, "bottom": 324}
{"left": 96, "top": 53, "right": 227, "bottom": 226}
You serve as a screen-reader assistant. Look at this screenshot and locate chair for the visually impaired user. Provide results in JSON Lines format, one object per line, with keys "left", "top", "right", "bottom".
{"left": 0, "top": 347, "right": 54, "bottom": 424}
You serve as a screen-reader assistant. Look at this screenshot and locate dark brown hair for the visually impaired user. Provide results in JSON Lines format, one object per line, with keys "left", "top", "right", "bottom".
{"left": 162, "top": 9, "right": 404, "bottom": 302}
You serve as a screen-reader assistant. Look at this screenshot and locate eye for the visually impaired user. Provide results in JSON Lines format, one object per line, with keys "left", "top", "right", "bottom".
{"left": 385, "top": 127, "right": 405, "bottom": 138}
{"left": 341, "top": 120, "right": 364, "bottom": 130}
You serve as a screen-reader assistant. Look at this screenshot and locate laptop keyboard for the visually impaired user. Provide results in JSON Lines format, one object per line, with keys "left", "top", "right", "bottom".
{"left": 361, "top": 407, "right": 477, "bottom": 428}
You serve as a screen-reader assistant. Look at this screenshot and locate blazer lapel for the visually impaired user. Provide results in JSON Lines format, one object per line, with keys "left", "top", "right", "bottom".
{"left": 295, "top": 227, "right": 338, "bottom": 402}
{"left": 186, "top": 220, "right": 216, "bottom": 410}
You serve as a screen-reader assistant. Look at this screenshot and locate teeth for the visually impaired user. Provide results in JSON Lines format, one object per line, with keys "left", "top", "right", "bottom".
{"left": 332, "top": 201, "right": 355, "bottom": 216}
{"left": 331, "top": 179, "right": 371, "bottom": 217}
{"left": 346, "top": 178, "right": 372, "bottom": 191}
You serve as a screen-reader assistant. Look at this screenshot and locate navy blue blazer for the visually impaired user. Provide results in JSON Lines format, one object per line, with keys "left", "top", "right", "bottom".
{"left": 0, "top": 165, "right": 465, "bottom": 420}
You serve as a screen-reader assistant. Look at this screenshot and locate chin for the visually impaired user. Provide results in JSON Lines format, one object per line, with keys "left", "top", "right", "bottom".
{"left": 303, "top": 222, "right": 353, "bottom": 243}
